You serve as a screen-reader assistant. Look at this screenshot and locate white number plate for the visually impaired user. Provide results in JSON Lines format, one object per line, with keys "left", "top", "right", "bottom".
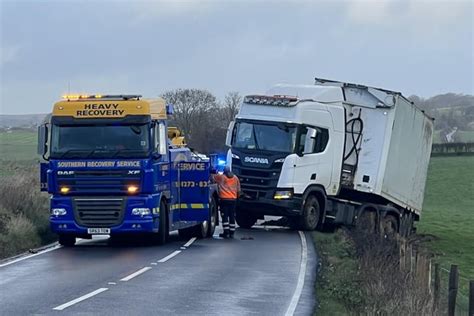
{"left": 87, "top": 228, "right": 110, "bottom": 234}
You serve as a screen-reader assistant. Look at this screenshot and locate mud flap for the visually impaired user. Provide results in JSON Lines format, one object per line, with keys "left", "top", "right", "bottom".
{"left": 176, "top": 162, "right": 210, "bottom": 222}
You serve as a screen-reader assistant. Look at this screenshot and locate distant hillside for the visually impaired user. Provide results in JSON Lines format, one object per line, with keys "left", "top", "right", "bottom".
{"left": 409, "top": 94, "right": 473, "bottom": 143}
{"left": 0, "top": 114, "right": 48, "bottom": 128}
{"left": 409, "top": 93, "right": 474, "bottom": 110}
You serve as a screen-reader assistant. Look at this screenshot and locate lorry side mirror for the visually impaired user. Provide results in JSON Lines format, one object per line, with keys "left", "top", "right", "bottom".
{"left": 37, "top": 124, "right": 48, "bottom": 157}
{"left": 303, "top": 128, "right": 317, "bottom": 155}
{"left": 225, "top": 121, "right": 235, "bottom": 147}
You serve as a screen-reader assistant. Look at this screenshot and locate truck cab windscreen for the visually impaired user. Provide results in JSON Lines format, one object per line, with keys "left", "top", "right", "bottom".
{"left": 233, "top": 121, "right": 297, "bottom": 153}
{"left": 50, "top": 124, "right": 151, "bottom": 158}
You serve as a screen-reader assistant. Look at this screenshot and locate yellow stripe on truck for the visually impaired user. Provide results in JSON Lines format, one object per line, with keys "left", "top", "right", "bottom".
{"left": 170, "top": 203, "right": 208, "bottom": 210}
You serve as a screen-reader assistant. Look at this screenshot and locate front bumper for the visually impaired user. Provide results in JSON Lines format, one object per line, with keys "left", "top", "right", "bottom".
{"left": 50, "top": 194, "right": 161, "bottom": 235}
{"left": 237, "top": 196, "right": 303, "bottom": 217}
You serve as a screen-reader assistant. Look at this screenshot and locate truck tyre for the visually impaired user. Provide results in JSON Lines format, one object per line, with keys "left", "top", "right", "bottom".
{"left": 356, "top": 209, "right": 377, "bottom": 234}
{"left": 235, "top": 208, "right": 257, "bottom": 229}
{"left": 381, "top": 214, "right": 399, "bottom": 239}
{"left": 58, "top": 235, "right": 75, "bottom": 247}
{"left": 206, "top": 197, "right": 218, "bottom": 238}
{"left": 155, "top": 200, "right": 169, "bottom": 245}
{"left": 299, "top": 195, "right": 320, "bottom": 231}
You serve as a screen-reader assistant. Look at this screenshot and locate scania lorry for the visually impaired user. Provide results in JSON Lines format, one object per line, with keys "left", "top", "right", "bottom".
{"left": 38, "top": 94, "right": 218, "bottom": 246}
{"left": 226, "top": 78, "right": 433, "bottom": 236}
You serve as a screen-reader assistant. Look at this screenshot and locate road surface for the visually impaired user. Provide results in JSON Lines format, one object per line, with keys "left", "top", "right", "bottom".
{"left": 0, "top": 224, "right": 316, "bottom": 315}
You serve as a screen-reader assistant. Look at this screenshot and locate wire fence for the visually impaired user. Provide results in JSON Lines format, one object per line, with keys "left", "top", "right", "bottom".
{"left": 399, "top": 239, "right": 473, "bottom": 316}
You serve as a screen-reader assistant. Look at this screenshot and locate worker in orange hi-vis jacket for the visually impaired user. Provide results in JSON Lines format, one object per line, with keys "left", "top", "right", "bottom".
{"left": 211, "top": 166, "right": 241, "bottom": 239}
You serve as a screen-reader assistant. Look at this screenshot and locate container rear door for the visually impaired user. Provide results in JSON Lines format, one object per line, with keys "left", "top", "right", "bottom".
{"left": 177, "top": 162, "right": 210, "bottom": 222}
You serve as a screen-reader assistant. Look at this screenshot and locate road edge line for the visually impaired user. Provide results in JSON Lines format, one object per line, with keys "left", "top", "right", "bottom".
{"left": 0, "top": 244, "right": 61, "bottom": 268}
{"left": 53, "top": 288, "right": 109, "bottom": 311}
{"left": 285, "top": 231, "right": 308, "bottom": 316}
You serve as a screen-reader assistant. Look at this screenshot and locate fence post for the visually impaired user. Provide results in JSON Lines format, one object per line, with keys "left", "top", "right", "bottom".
{"left": 433, "top": 263, "right": 440, "bottom": 314}
{"left": 400, "top": 239, "right": 406, "bottom": 271}
{"left": 469, "top": 280, "right": 474, "bottom": 316}
{"left": 448, "top": 265, "right": 459, "bottom": 316}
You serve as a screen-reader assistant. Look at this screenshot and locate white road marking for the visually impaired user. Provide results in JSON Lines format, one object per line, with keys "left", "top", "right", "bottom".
{"left": 151, "top": 262, "right": 157, "bottom": 265}
{"left": 285, "top": 231, "right": 308, "bottom": 316}
{"left": 183, "top": 237, "right": 197, "bottom": 248}
{"left": 0, "top": 245, "right": 61, "bottom": 268}
{"left": 53, "top": 288, "right": 108, "bottom": 311}
{"left": 158, "top": 250, "right": 181, "bottom": 263}
{"left": 119, "top": 267, "right": 152, "bottom": 282}
{"left": 107, "top": 282, "right": 116, "bottom": 285}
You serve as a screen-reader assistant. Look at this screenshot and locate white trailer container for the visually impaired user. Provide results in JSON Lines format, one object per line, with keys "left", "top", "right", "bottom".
{"left": 226, "top": 78, "right": 433, "bottom": 235}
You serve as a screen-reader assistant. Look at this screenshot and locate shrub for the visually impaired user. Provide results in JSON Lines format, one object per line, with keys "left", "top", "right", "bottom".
{"left": 0, "top": 163, "right": 55, "bottom": 259}
{"left": 0, "top": 214, "right": 41, "bottom": 258}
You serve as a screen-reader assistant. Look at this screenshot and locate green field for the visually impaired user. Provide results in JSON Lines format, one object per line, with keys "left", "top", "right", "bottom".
{"left": 0, "top": 130, "right": 37, "bottom": 161}
{"left": 417, "top": 155, "right": 474, "bottom": 290}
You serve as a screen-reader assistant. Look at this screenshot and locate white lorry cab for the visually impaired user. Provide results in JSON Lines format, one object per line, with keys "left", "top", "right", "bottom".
{"left": 226, "top": 78, "right": 433, "bottom": 235}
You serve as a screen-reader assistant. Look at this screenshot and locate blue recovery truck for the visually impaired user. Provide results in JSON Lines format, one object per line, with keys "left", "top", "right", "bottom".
{"left": 38, "top": 94, "right": 218, "bottom": 246}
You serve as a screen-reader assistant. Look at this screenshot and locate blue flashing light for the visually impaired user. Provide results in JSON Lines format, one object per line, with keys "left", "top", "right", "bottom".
{"left": 217, "top": 159, "right": 226, "bottom": 166}
{"left": 166, "top": 104, "right": 174, "bottom": 115}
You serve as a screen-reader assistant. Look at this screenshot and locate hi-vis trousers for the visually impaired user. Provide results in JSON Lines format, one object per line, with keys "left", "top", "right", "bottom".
{"left": 220, "top": 199, "right": 237, "bottom": 236}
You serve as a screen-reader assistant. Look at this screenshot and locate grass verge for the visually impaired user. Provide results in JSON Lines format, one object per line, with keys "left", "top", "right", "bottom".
{"left": 313, "top": 230, "right": 360, "bottom": 315}
{"left": 0, "top": 163, "right": 56, "bottom": 259}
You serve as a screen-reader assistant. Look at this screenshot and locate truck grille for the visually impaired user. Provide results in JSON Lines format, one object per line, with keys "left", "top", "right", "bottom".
{"left": 232, "top": 162, "right": 282, "bottom": 200}
{"left": 57, "top": 169, "right": 141, "bottom": 194}
{"left": 73, "top": 198, "right": 125, "bottom": 227}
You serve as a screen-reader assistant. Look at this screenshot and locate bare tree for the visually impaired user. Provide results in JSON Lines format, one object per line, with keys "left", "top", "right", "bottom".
{"left": 161, "top": 89, "right": 219, "bottom": 152}
{"left": 162, "top": 89, "right": 217, "bottom": 136}
{"left": 223, "top": 91, "right": 241, "bottom": 123}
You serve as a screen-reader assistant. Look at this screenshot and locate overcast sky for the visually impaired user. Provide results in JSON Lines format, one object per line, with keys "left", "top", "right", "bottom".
{"left": 1, "top": 0, "right": 473, "bottom": 114}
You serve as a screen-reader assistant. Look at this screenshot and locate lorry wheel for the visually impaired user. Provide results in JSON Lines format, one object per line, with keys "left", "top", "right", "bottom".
{"left": 299, "top": 196, "right": 320, "bottom": 231}
{"left": 235, "top": 209, "right": 257, "bottom": 229}
{"left": 155, "top": 200, "right": 169, "bottom": 245}
{"left": 206, "top": 198, "right": 218, "bottom": 238}
{"left": 356, "top": 209, "right": 377, "bottom": 234}
{"left": 58, "top": 235, "right": 76, "bottom": 247}
{"left": 381, "top": 214, "right": 399, "bottom": 239}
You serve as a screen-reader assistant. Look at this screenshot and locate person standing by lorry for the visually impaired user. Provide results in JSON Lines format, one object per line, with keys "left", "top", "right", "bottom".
{"left": 212, "top": 166, "right": 241, "bottom": 239}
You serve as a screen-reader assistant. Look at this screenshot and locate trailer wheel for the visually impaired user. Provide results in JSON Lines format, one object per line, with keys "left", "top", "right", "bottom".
{"left": 381, "top": 214, "right": 399, "bottom": 239}
{"left": 299, "top": 195, "right": 320, "bottom": 231}
{"left": 58, "top": 235, "right": 75, "bottom": 247}
{"left": 155, "top": 200, "right": 169, "bottom": 245}
{"left": 235, "top": 208, "right": 257, "bottom": 229}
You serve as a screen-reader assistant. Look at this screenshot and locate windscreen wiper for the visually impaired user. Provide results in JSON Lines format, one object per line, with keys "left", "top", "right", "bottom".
{"left": 57, "top": 149, "right": 89, "bottom": 159}
{"left": 111, "top": 149, "right": 151, "bottom": 158}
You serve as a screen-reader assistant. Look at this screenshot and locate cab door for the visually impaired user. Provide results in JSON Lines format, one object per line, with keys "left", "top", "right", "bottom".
{"left": 292, "top": 108, "right": 336, "bottom": 194}
{"left": 292, "top": 125, "right": 332, "bottom": 194}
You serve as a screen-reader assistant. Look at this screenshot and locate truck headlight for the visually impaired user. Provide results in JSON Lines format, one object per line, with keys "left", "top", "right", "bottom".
{"left": 60, "top": 187, "right": 70, "bottom": 194}
{"left": 232, "top": 153, "right": 240, "bottom": 159}
{"left": 51, "top": 208, "right": 67, "bottom": 216}
{"left": 274, "top": 189, "right": 293, "bottom": 200}
{"left": 127, "top": 185, "right": 139, "bottom": 194}
{"left": 132, "top": 208, "right": 151, "bottom": 216}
